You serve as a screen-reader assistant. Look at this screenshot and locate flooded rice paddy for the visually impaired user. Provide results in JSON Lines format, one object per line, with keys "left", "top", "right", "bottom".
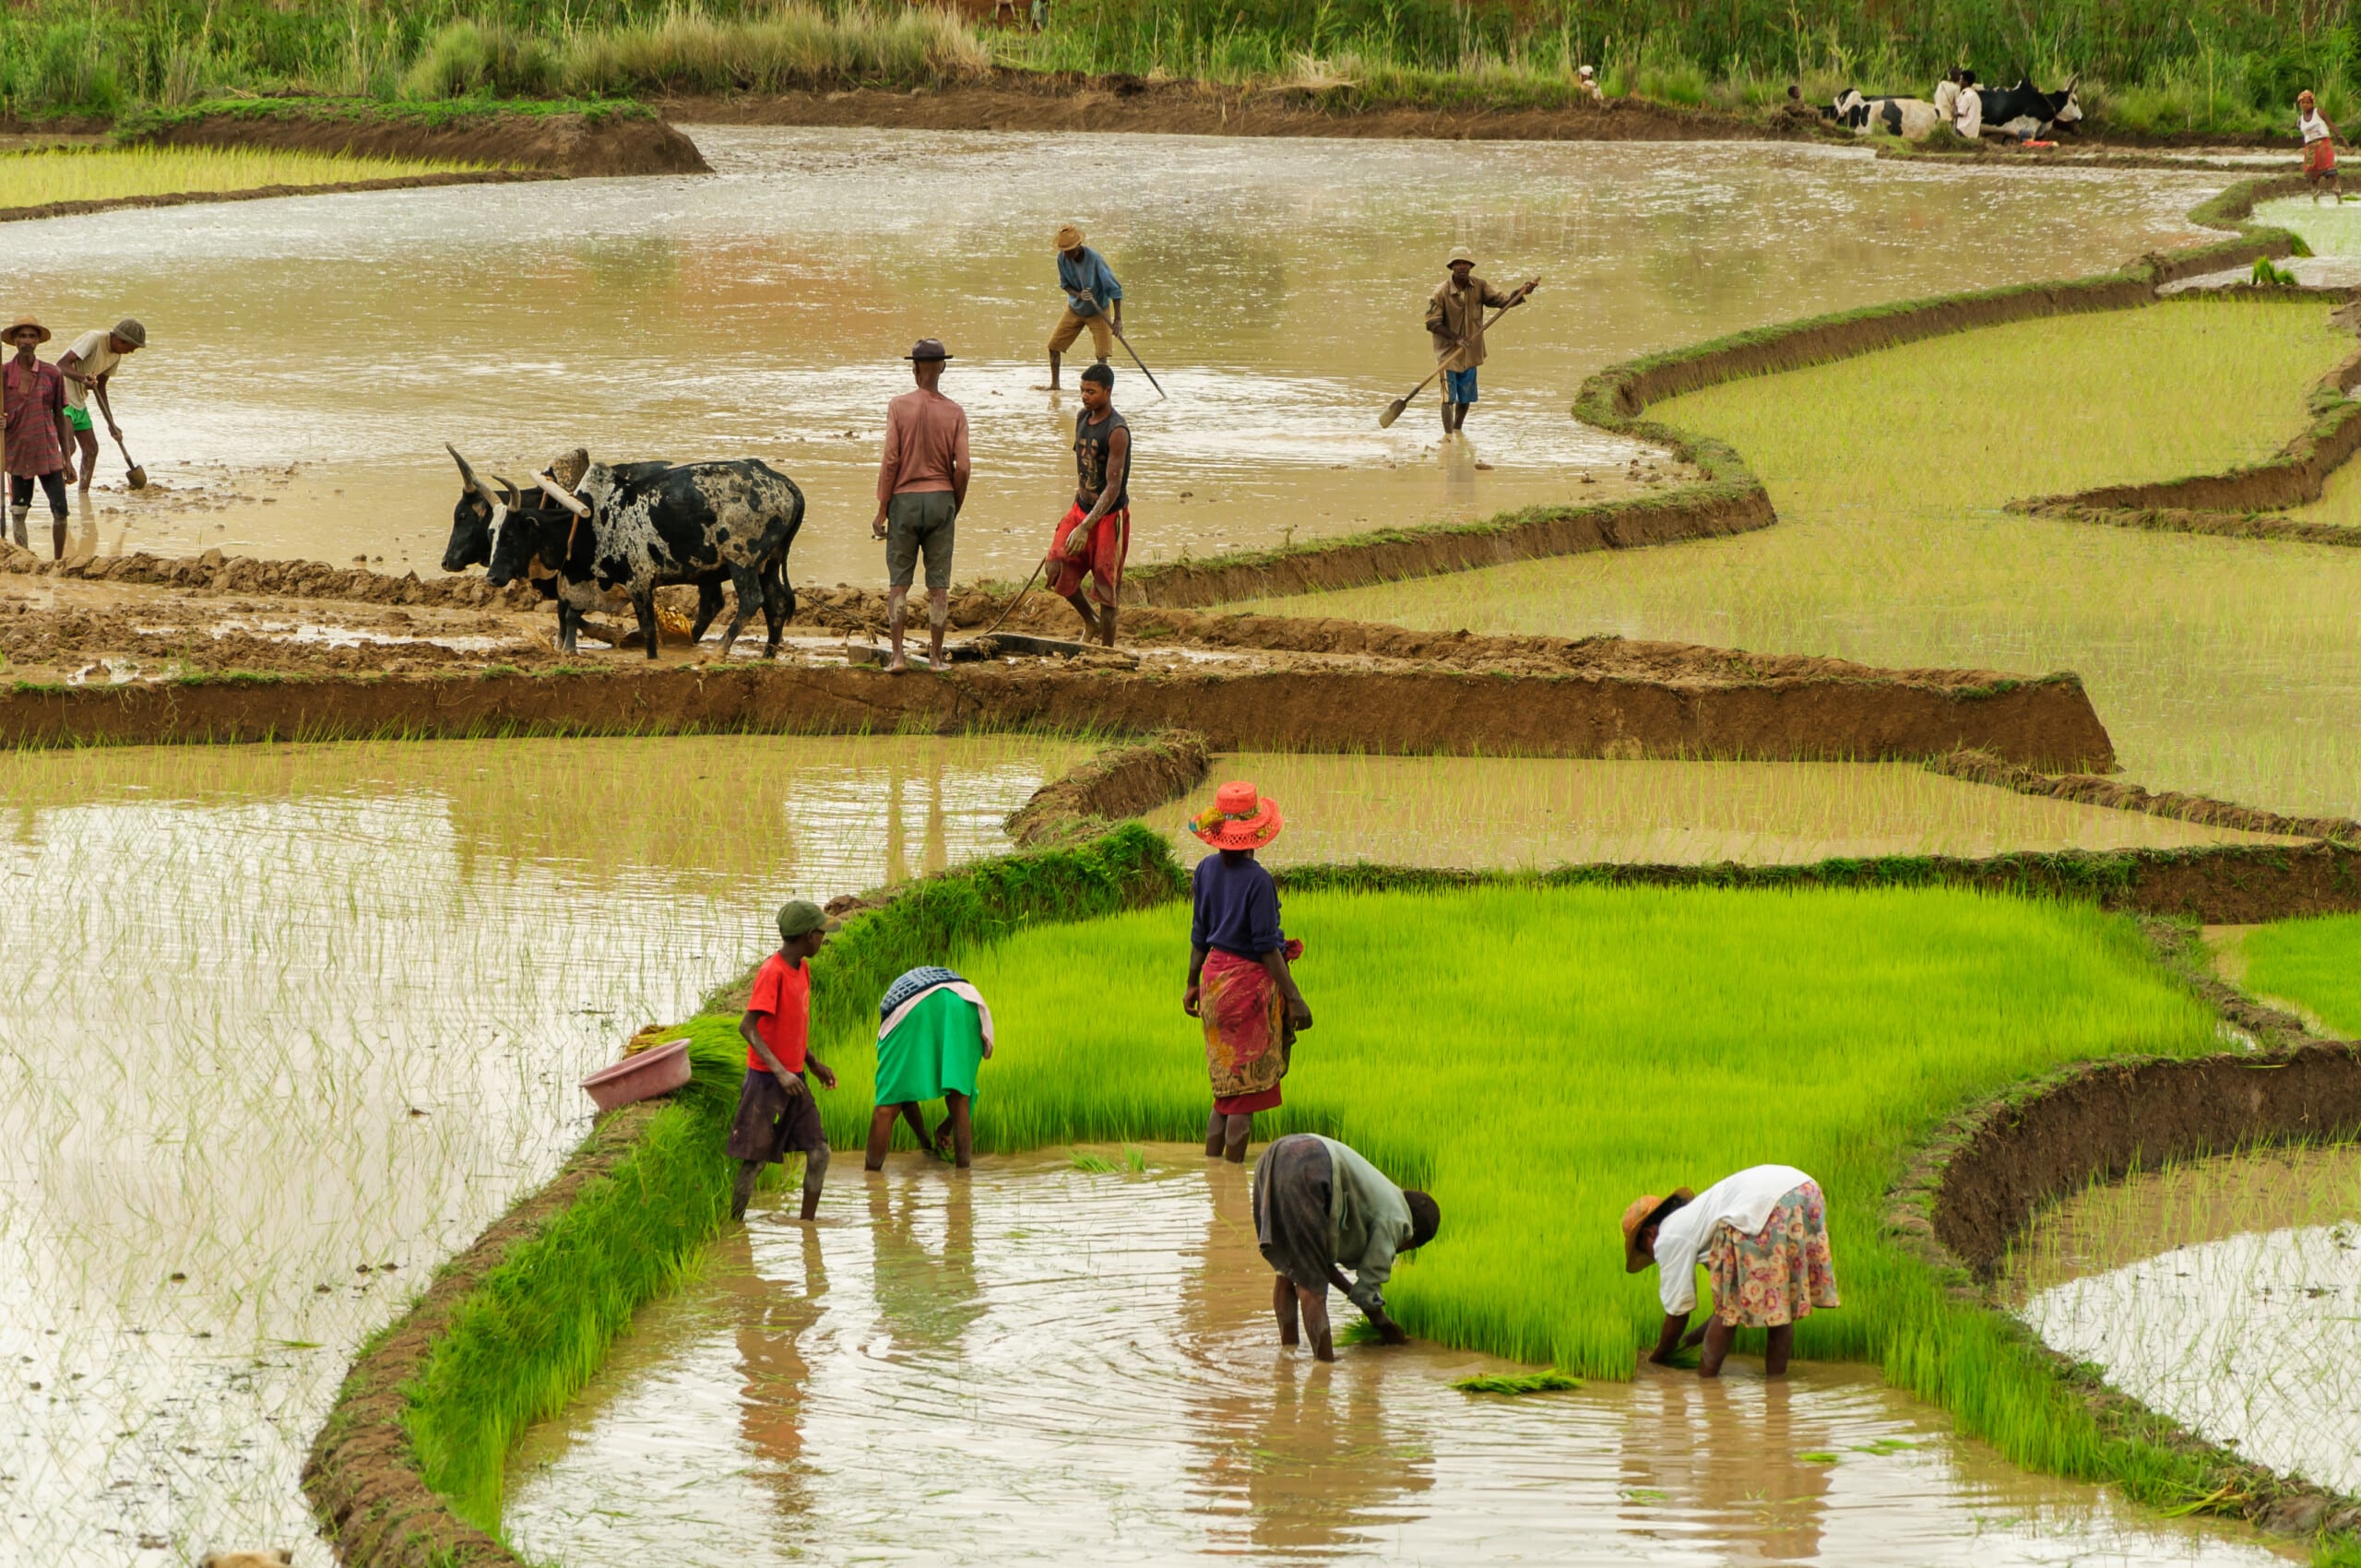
{"left": 1256, "top": 300, "right": 2361, "bottom": 821}
{"left": 2005, "top": 1144, "right": 2361, "bottom": 1496}
{"left": 0, "top": 732, "right": 1080, "bottom": 1565}
{"left": 1143, "top": 754, "right": 2298, "bottom": 869}
{"left": 3, "top": 129, "right": 2230, "bottom": 584}
{"left": 504, "top": 1151, "right": 2296, "bottom": 1566}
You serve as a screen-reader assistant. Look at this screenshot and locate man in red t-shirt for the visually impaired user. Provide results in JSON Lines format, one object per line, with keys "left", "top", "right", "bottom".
{"left": 729, "top": 898, "right": 842, "bottom": 1222}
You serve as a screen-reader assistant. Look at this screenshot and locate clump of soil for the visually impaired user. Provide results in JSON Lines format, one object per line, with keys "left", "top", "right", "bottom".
{"left": 127, "top": 108, "right": 710, "bottom": 177}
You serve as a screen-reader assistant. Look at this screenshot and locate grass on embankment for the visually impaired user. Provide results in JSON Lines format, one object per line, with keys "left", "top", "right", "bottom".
{"left": 0, "top": 144, "right": 476, "bottom": 207}
{"left": 2239, "top": 916, "right": 2361, "bottom": 1037}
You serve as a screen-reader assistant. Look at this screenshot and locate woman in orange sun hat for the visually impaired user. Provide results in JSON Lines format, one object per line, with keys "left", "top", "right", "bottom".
{"left": 1183, "top": 780, "right": 1310, "bottom": 1163}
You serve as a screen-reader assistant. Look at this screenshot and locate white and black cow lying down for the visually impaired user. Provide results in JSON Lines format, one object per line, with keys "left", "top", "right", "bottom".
{"left": 483, "top": 457, "right": 805, "bottom": 659}
{"left": 1829, "top": 77, "right": 2081, "bottom": 140}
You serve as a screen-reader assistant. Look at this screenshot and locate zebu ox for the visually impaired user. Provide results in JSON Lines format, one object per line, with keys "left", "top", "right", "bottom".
{"left": 486, "top": 457, "right": 804, "bottom": 659}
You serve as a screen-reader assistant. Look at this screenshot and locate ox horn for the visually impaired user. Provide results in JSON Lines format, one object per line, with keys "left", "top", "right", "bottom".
{"left": 447, "top": 443, "right": 486, "bottom": 496}
{"left": 493, "top": 474, "right": 526, "bottom": 510}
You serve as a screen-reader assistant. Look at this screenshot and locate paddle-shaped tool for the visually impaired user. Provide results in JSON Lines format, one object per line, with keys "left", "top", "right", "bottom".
{"left": 1378, "top": 278, "right": 1540, "bottom": 429}
{"left": 112, "top": 431, "right": 147, "bottom": 489}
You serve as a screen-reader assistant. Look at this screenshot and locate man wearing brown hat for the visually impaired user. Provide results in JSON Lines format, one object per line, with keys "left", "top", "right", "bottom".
{"left": 3, "top": 317, "right": 75, "bottom": 555}
{"left": 1425, "top": 250, "right": 1536, "bottom": 436}
{"left": 872, "top": 339, "right": 971, "bottom": 672}
{"left": 1046, "top": 223, "right": 1123, "bottom": 391}
{"left": 55, "top": 318, "right": 144, "bottom": 495}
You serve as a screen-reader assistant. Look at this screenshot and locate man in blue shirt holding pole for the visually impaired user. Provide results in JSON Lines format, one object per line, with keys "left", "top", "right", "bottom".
{"left": 1046, "top": 222, "right": 1122, "bottom": 390}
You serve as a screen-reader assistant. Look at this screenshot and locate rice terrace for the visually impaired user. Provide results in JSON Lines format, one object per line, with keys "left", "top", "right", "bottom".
{"left": 10, "top": 4, "right": 2361, "bottom": 1565}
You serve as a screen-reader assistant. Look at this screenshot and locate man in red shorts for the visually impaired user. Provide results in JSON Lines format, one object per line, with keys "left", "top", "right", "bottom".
{"left": 1047, "top": 362, "right": 1130, "bottom": 647}
{"left": 730, "top": 898, "right": 842, "bottom": 1223}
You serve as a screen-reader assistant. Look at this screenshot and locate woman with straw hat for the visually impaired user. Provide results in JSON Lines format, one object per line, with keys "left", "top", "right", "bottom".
{"left": 1183, "top": 779, "right": 1309, "bottom": 1163}
{"left": 1622, "top": 1163, "right": 1839, "bottom": 1378}
{"left": 3, "top": 316, "right": 74, "bottom": 556}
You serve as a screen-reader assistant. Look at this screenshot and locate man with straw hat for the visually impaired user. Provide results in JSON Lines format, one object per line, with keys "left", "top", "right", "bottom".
{"left": 1183, "top": 780, "right": 1310, "bottom": 1164}
{"left": 730, "top": 898, "right": 844, "bottom": 1224}
{"left": 872, "top": 338, "right": 971, "bottom": 672}
{"left": 1621, "top": 1162, "right": 1841, "bottom": 1378}
{"left": 55, "top": 317, "right": 144, "bottom": 495}
{"left": 1424, "top": 249, "right": 1536, "bottom": 437}
{"left": 1045, "top": 223, "right": 1123, "bottom": 391}
{"left": 2, "top": 316, "right": 74, "bottom": 556}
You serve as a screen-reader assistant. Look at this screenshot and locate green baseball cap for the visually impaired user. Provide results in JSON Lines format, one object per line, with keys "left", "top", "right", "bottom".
{"left": 777, "top": 899, "right": 841, "bottom": 940}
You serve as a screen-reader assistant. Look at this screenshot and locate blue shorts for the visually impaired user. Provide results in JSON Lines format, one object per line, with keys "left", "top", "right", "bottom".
{"left": 1444, "top": 367, "right": 1478, "bottom": 404}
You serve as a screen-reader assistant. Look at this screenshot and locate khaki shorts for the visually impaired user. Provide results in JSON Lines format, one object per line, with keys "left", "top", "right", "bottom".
{"left": 885, "top": 489, "right": 957, "bottom": 589}
{"left": 1048, "top": 306, "right": 1115, "bottom": 360}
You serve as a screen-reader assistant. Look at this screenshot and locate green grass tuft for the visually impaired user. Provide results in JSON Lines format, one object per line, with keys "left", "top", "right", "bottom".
{"left": 1453, "top": 1369, "right": 1584, "bottom": 1395}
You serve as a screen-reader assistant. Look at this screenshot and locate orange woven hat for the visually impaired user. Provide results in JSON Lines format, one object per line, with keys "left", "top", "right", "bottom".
{"left": 1190, "top": 779, "right": 1283, "bottom": 850}
{"left": 1621, "top": 1188, "right": 1692, "bottom": 1273}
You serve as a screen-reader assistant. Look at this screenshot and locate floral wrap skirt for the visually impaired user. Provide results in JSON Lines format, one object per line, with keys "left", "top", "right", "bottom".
{"left": 1703, "top": 1180, "right": 1841, "bottom": 1328}
{"left": 1201, "top": 944, "right": 1299, "bottom": 1115}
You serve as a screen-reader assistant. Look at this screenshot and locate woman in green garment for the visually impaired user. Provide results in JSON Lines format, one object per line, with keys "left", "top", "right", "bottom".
{"left": 865, "top": 965, "right": 996, "bottom": 1170}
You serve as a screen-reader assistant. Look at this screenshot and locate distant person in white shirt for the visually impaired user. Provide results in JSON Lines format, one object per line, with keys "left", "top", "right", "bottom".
{"left": 2300, "top": 90, "right": 2341, "bottom": 202}
{"left": 54, "top": 318, "right": 145, "bottom": 495}
{"left": 1622, "top": 1163, "right": 1842, "bottom": 1377}
{"left": 1952, "top": 70, "right": 1983, "bottom": 141}
{"left": 1932, "top": 67, "right": 1961, "bottom": 125}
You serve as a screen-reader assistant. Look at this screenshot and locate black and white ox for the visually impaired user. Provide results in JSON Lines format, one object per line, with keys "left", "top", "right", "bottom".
{"left": 442, "top": 445, "right": 670, "bottom": 576}
{"left": 1975, "top": 76, "right": 2083, "bottom": 139}
{"left": 486, "top": 457, "right": 804, "bottom": 659}
{"left": 1830, "top": 89, "right": 1941, "bottom": 138}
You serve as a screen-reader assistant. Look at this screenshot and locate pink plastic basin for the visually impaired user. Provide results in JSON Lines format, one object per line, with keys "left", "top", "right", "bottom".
{"left": 580, "top": 1038, "right": 692, "bottom": 1112}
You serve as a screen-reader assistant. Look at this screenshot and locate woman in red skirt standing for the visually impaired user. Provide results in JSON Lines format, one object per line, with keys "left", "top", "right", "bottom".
{"left": 2301, "top": 89, "right": 2341, "bottom": 203}
{"left": 1183, "top": 780, "right": 1310, "bottom": 1163}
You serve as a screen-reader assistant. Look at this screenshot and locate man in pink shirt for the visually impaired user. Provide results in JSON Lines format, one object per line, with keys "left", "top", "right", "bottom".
{"left": 872, "top": 339, "right": 971, "bottom": 672}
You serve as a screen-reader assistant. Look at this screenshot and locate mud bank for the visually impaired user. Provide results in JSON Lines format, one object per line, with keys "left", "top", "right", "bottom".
{"left": 124, "top": 106, "right": 709, "bottom": 177}
{"left": 661, "top": 78, "right": 1789, "bottom": 143}
{"left": 1003, "top": 728, "right": 1209, "bottom": 846}
{"left": 0, "top": 168, "right": 561, "bottom": 226}
{"left": 0, "top": 656, "right": 2116, "bottom": 769}
{"left": 1930, "top": 747, "right": 2361, "bottom": 843}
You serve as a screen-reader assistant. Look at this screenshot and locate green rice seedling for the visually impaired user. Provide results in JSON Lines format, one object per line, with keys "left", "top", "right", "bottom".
{"left": 1070, "top": 1148, "right": 1120, "bottom": 1173}
{"left": 0, "top": 145, "right": 477, "bottom": 207}
{"left": 2237, "top": 915, "right": 2361, "bottom": 1037}
{"left": 1260, "top": 300, "right": 2361, "bottom": 821}
{"left": 1453, "top": 1369, "right": 1583, "bottom": 1395}
{"left": 1144, "top": 752, "right": 2293, "bottom": 871}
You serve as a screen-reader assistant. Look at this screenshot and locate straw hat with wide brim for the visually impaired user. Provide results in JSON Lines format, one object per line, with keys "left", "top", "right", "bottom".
{"left": 1054, "top": 223, "right": 1085, "bottom": 251}
{"left": 1620, "top": 1188, "right": 1692, "bottom": 1272}
{"left": 5, "top": 317, "right": 51, "bottom": 345}
{"left": 1191, "top": 779, "right": 1283, "bottom": 850}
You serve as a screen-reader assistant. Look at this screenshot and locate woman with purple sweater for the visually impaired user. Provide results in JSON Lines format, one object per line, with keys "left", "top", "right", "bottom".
{"left": 1182, "top": 780, "right": 1311, "bottom": 1162}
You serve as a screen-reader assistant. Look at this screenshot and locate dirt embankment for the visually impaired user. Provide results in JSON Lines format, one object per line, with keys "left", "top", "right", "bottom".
{"left": 304, "top": 1096, "right": 665, "bottom": 1568}
{"left": 1003, "top": 729, "right": 1209, "bottom": 846}
{"left": 0, "top": 654, "right": 2118, "bottom": 769}
{"left": 1930, "top": 747, "right": 2361, "bottom": 843}
{"left": 1124, "top": 484, "right": 1773, "bottom": 606}
{"left": 0, "top": 168, "right": 562, "bottom": 226}
{"left": 663, "top": 77, "right": 1791, "bottom": 143}
{"left": 125, "top": 108, "right": 710, "bottom": 177}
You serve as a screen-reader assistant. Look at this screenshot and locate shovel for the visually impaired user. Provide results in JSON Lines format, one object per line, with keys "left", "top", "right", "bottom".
{"left": 1378, "top": 279, "right": 1541, "bottom": 429}
{"left": 112, "top": 431, "right": 146, "bottom": 490}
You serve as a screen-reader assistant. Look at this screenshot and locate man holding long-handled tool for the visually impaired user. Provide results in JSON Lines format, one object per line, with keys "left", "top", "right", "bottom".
{"left": 1046, "top": 224, "right": 1122, "bottom": 391}
{"left": 1424, "top": 249, "right": 1536, "bottom": 437}
{"left": 1047, "top": 362, "right": 1132, "bottom": 647}
{"left": 56, "top": 318, "right": 146, "bottom": 493}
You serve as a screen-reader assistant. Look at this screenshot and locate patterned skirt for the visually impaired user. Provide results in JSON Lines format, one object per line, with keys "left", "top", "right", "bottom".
{"left": 1201, "top": 946, "right": 1296, "bottom": 1115}
{"left": 1703, "top": 1181, "right": 1841, "bottom": 1328}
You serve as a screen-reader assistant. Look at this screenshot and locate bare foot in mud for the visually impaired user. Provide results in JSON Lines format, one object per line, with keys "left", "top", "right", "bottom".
{"left": 884, "top": 656, "right": 909, "bottom": 673}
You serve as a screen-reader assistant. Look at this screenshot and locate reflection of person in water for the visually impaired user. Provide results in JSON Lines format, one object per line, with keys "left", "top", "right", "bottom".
{"left": 864, "top": 1171, "right": 984, "bottom": 1352}
{"left": 1185, "top": 1159, "right": 1436, "bottom": 1558}
{"left": 1614, "top": 1373, "right": 1832, "bottom": 1560}
{"left": 722, "top": 1220, "right": 828, "bottom": 1499}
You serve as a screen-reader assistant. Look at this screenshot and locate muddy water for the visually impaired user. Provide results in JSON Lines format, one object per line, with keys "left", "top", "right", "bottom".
{"left": 1144, "top": 754, "right": 2300, "bottom": 869}
{"left": 504, "top": 1151, "right": 2293, "bottom": 1565}
{"left": 3, "top": 130, "right": 2225, "bottom": 585}
{"left": 0, "top": 732, "right": 1080, "bottom": 1567}
{"left": 2003, "top": 1145, "right": 2361, "bottom": 1496}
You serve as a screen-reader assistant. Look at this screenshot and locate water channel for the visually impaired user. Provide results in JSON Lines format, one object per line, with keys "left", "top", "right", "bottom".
{"left": 5, "top": 129, "right": 2228, "bottom": 585}
{"left": 0, "top": 733, "right": 1079, "bottom": 1566}
{"left": 504, "top": 1150, "right": 2297, "bottom": 1566}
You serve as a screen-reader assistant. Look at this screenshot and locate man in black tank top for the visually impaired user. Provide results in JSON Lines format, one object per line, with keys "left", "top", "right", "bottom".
{"left": 1045, "top": 362, "right": 1131, "bottom": 646}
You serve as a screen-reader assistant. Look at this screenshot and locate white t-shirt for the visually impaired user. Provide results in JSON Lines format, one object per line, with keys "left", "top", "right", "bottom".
{"left": 2302, "top": 109, "right": 2332, "bottom": 144}
{"left": 1933, "top": 80, "right": 1959, "bottom": 120}
{"left": 1654, "top": 1163, "right": 1814, "bottom": 1315}
{"left": 1953, "top": 87, "right": 1983, "bottom": 139}
{"left": 59, "top": 329, "right": 120, "bottom": 411}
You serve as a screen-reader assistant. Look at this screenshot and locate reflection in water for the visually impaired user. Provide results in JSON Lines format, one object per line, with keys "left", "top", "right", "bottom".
{"left": 506, "top": 1153, "right": 2297, "bottom": 1565}
{"left": 2007, "top": 1145, "right": 2361, "bottom": 1495}
{"left": 0, "top": 734, "right": 1070, "bottom": 1566}
{"left": 1, "top": 130, "right": 2232, "bottom": 581}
